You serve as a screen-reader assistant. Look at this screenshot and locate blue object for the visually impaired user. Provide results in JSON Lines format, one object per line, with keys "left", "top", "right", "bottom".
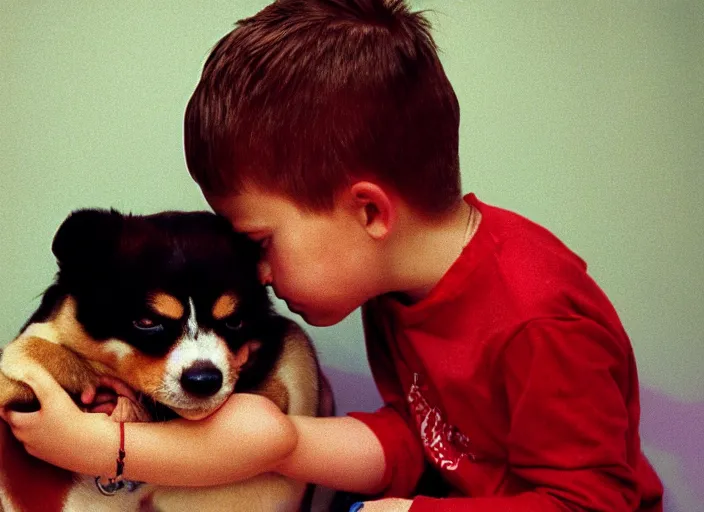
{"left": 349, "top": 502, "right": 365, "bottom": 512}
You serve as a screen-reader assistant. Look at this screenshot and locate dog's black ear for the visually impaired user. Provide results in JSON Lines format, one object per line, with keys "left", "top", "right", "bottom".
{"left": 52, "top": 209, "right": 124, "bottom": 267}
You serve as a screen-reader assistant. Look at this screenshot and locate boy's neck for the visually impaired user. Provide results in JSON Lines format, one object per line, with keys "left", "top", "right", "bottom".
{"left": 384, "top": 198, "right": 480, "bottom": 305}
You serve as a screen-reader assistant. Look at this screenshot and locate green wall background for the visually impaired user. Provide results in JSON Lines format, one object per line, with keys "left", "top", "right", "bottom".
{"left": 2, "top": 1, "right": 702, "bottom": 509}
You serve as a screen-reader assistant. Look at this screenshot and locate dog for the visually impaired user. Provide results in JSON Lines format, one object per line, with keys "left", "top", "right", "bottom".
{"left": 0, "top": 208, "right": 333, "bottom": 512}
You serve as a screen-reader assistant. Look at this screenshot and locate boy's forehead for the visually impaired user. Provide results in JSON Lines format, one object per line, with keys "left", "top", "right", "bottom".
{"left": 206, "top": 189, "right": 289, "bottom": 229}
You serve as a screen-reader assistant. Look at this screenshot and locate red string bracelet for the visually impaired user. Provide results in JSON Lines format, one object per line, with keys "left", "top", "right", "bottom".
{"left": 95, "top": 421, "right": 126, "bottom": 496}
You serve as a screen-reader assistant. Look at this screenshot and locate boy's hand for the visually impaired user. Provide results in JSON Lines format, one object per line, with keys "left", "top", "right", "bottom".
{"left": 0, "top": 365, "right": 115, "bottom": 475}
{"left": 80, "top": 375, "right": 141, "bottom": 415}
{"left": 351, "top": 498, "right": 413, "bottom": 511}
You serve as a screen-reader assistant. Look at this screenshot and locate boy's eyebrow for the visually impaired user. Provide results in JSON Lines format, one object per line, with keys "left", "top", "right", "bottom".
{"left": 229, "top": 217, "right": 264, "bottom": 230}
{"left": 240, "top": 229, "right": 268, "bottom": 238}
{"left": 232, "top": 222, "right": 269, "bottom": 235}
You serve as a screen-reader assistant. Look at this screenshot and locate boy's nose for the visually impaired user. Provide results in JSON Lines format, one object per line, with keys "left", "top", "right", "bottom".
{"left": 258, "top": 260, "right": 273, "bottom": 286}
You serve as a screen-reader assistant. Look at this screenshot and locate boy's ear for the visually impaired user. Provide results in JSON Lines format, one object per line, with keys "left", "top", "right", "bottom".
{"left": 348, "top": 182, "right": 395, "bottom": 240}
{"left": 52, "top": 209, "right": 124, "bottom": 268}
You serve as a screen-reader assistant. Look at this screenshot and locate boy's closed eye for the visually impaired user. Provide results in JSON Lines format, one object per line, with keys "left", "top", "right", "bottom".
{"left": 247, "top": 232, "right": 271, "bottom": 250}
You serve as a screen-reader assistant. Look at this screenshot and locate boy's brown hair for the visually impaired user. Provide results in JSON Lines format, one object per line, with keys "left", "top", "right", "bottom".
{"left": 185, "top": 0, "right": 461, "bottom": 214}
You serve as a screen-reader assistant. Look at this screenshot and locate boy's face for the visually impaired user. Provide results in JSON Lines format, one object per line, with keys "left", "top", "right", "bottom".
{"left": 206, "top": 187, "right": 383, "bottom": 327}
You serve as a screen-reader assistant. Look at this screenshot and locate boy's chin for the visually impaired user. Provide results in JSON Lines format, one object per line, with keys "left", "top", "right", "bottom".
{"left": 297, "top": 308, "right": 350, "bottom": 327}
{"left": 304, "top": 317, "right": 338, "bottom": 327}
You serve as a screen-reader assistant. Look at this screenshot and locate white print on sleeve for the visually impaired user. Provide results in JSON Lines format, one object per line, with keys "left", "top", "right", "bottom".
{"left": 407, "top": 373, "right": 474, "bottom": 472}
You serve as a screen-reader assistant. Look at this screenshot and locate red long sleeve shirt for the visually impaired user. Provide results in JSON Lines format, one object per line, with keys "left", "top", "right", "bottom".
{"left": 350, "top": 194, "right": 663, "bottom": 511}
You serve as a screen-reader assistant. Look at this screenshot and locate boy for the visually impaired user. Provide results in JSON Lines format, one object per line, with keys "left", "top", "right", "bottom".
{"left": 2, "top": 0, "right": 663, "bottom": 510}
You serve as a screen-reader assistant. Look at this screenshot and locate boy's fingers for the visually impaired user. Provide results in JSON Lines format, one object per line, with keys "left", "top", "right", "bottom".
{"left": 96, "top": 375, "right": 139, "bottom": 402}
{"left": 17, "top": 365, "right": 66, "bottom": 406}
{"left": 81, "top": 384, "right": 97, "bottom": 405}
{"left": 4, "top": 408, "right": 40, "bottom": 428}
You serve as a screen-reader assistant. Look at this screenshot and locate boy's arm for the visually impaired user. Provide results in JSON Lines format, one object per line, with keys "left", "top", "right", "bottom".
{"left": 1, "top": 366, "right": 297, "bottom": 487}
{"left": 336, "top": 303, "right": 427, "bottom": 497}
{"left": 274, "top": 300, "right": 428, "bottom": 496}
{"left": 276, "top": 415, "right": 388, "bottom": 493}
{"left": 122, "top": 393, "right": 296, "bottom": 485}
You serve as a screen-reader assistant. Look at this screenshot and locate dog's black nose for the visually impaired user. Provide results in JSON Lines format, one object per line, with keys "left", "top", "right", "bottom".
{"left": 181, "top": 362, "right": 223, "bottom": 397}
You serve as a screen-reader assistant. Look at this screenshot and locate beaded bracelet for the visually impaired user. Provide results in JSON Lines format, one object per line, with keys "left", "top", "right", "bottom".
{"left": 95, "top": 421, "right": 126, "bottom": 496}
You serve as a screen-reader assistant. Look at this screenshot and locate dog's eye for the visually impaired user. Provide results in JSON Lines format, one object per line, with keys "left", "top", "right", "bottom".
{"left": 133, "top": 318, "right": 164, "bottom": 333}
{"left": 224, "top": 316, "right": 243, "bottom": 331}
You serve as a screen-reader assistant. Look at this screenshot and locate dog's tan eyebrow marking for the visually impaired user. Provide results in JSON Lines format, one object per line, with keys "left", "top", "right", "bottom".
{"left": 212, "top": 294, "right": 238, "bottom": 320}
{"left": 147, "top": 292, "right": 184, "bottom": 320}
